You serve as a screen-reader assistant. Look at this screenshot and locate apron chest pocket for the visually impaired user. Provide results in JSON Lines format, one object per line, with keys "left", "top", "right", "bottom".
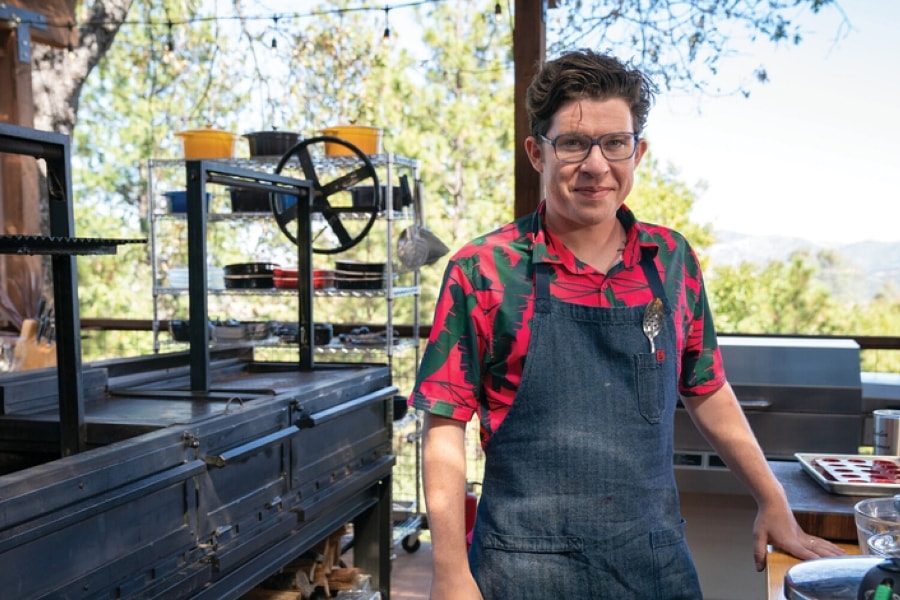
{"left": 635, "top": 353, "right": 664, "bottom": 423}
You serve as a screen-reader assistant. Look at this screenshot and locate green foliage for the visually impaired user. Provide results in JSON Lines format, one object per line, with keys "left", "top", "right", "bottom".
{"left": 259, "top": 0, "right": 388, "bottom": 131}
{"left": 70, "top": 0, "right": 256, "bottom": 360}
{"left": 629, "top": 152, "right": 714, "bottom": 254}
{"left": 708, "top": 252, "right": 900, "bottom": 373}
{"left": 67, "top": 0, "right": 515, "bottom": 367}
{"left": 383, "top": 0, "right": 515, "bottom": 322}
{"left": 708, "top": 252, "right": 844, "bottom": 335}
{"left": 851, "top": 282, "right": 900, "bottom": 373}
{"left": 63, "top": 0, "right": 897, "bottom": 374}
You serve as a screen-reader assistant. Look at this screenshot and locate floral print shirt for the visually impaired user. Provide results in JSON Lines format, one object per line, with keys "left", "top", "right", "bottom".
{"left": 410, "top": 203, "right": 726, "bottom": 446}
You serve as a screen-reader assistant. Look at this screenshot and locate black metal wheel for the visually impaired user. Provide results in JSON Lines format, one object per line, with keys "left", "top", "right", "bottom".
{"left": 273, "top": 135, "right": 380, "bottom": 254}
{"left": 401, "top": 533, "right": 421, "bottom": 553}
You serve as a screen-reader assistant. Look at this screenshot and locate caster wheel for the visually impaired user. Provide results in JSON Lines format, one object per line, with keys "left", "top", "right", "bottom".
{"left": 401, "top": 533, "right": 421, "bottom": 553}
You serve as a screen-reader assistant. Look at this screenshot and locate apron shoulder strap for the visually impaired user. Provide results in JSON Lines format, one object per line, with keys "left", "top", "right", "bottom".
{"left": 534, "top": 263, "right": 551, "bottom": 313}
{"left": 638, "top": 247, "right": 670, "bottom": 310}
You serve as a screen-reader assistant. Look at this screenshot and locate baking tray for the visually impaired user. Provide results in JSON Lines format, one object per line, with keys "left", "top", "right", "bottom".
{"left": 796, "top": 452, "right": 900, "bottom": 496}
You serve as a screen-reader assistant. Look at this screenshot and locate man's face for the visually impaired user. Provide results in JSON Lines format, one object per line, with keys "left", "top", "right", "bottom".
{"left": 525, "top": 97, "right": 647, "bottom": 233}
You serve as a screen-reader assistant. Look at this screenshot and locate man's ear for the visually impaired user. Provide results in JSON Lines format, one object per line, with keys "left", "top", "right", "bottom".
{"left": 633, "top": 137, "right": 648, "bottom": 167}
{"left": 524, "top": 136, "right": 544, "bottom": 173}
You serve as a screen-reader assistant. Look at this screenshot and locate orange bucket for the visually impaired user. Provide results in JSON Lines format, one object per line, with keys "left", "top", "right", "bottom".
{"left": 319, "top": 125, "right": 382, "bottom": 156}
{"left": 175, "top": 128, "right": 237, "bottom": 159}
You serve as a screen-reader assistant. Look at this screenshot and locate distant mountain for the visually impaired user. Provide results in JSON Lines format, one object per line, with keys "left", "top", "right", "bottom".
{"left": 703, "top": 231, "right": 900, "bottom": 303}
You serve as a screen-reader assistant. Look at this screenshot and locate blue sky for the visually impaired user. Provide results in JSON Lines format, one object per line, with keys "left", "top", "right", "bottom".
{"left": 642, "top": 1, "right": 898, "bottom": 244}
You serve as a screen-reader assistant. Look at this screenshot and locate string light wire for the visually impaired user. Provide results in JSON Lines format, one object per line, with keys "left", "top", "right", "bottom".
{"left": 3, "top": 0, "right": 516, "bottom": 62}
{"left": 4, "top": 0, "right": 446, "bottom": 31}
{"left": 4, "top": 0, "right": 516, "bottom": 74}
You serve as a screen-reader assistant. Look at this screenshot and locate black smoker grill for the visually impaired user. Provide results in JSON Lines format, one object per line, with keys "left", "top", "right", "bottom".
{"left": 0, "top": 353, "right": 397, "bottom": 599}
{"left": 0, "top": 123, "right": 397, "bottom": 599}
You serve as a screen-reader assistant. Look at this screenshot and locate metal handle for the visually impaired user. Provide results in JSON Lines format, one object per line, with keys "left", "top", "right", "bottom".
{"left": 306, "top": 389, "right": 395, "bottom": 427}
{"left": 738, "top": 398, "right": 772, "bottom": 410}
{"left": 204, "top": 426, "right": 299, "bottom": 468}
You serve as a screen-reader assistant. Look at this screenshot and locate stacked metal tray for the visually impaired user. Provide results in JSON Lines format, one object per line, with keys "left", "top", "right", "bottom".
{"left": 796, "top": 452, "right": 900, "bottom": 496}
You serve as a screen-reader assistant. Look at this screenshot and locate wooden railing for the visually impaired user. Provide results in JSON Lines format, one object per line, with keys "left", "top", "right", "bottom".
{"left": 79, "top": 319, "right": 900, "bottom": 352}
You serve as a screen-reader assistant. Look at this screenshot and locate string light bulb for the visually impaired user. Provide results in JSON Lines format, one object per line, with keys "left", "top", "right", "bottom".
{"left": 66, "top": 22, "right": 75, "bottom": 60}
{"left": 271, "top": 15, "right": 278, "bottom": 50}
{"left": 382, "top": 8, "right": 390, "bottom": 42}
{"left": 163, "top": 20, "right": 175, "bottom": 64}
{"left": 494, "top": 3, "right": 502, "bottom": 20}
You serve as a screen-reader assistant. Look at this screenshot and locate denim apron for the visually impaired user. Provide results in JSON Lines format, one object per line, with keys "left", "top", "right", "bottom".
{"left": 469, "top": 248, "right": 703, "bottom": 599}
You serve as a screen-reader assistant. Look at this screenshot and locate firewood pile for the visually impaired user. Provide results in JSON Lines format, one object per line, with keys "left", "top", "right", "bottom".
{"left": 242, "top": 525, "right": 372, "bottom": 600}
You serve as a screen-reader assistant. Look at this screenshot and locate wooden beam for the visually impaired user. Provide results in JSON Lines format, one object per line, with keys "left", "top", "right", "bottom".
{"left": 0, "top": 22, "right": 45, "bottom": 330}
{"left": 2, "top": 0, "right": 78, "bottom": 48}
{"left": 513, "top": 0, "right": 545, "bottom": 219}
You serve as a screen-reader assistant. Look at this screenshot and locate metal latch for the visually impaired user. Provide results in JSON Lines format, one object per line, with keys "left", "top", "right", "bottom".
{"left": 0, "top": 4, "right": 48, "bottom": 63}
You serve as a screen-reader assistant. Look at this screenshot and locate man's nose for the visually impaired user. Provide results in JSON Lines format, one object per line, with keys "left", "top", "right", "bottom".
{"left": 581, "top": 144, "right": 611, "bottom": 172}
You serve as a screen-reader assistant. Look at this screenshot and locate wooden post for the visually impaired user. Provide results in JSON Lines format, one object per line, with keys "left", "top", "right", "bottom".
{"left": 0, "top": 2, "right": 76, "bottom": 331}
{"left": 513, "top": 0, "right": 549, "bottom": 220}
{"left": 0, "top": 21, "right": 42, "bottom": 329}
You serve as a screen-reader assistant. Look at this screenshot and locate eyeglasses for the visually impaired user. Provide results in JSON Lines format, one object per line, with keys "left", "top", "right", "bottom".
{"left": 537, "top": 132, "right": 639, "bottom": 163}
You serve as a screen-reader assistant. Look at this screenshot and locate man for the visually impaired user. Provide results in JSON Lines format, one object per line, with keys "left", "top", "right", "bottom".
{"left": 409, "top": 49, "right": 843, "bottom": 599}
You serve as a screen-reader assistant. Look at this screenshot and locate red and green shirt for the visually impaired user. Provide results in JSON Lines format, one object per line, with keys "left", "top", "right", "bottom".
{"left": 410, "top": 203, "right": 726, "bottom": 447}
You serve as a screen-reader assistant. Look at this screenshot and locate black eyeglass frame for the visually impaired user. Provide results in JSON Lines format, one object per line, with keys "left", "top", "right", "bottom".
{"left": 537, "top": 132, "right": 640, "bottom": 163}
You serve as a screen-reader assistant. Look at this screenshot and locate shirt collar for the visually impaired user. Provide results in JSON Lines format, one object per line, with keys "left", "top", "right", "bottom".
{"left": 530, "top": 201, "right": 657, "bottom": 268}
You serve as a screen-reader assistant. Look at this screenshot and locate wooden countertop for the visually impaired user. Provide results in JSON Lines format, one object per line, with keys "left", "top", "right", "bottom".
{"left": 769, "top": 459, "right": 868, "bottom": 542}
{"left": 766, "top": 459, "right": 868, "bottom": 599}
{"left": 767, "top": 543, "right": 859, "bottom": 600}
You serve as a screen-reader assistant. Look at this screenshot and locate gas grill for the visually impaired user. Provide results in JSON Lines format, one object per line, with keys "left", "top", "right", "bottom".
{"left": 673, "top": 336, "right": 870, "bottom": 598}
{"left": 675, "top": 336, "right": 865, "bottom": 464}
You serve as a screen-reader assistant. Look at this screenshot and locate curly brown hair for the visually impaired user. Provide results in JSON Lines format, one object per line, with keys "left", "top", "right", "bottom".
{"left": 526, "top": 49, "right": 656, "bottom": 137}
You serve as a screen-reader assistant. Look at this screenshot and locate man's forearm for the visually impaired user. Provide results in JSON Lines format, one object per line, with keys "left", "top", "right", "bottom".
{"left": 682, "top": 382, "right": 787, "bottom": 506}
{"left": 422, "top": 414, "right": 472, "bottom": 572}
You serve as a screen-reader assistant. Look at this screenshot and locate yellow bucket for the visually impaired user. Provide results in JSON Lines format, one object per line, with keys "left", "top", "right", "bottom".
{"left": 319, "top": 125, "right": 382, "bottom": 156}
{"left": 175, "top": 128, "right": 237, "bottom": 159}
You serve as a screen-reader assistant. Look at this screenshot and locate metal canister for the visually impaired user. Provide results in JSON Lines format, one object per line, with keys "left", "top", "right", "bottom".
{"left": 874, "top": 409, "right": 900, "bottom": 455}
{"left": 313, "top": 322, "right": 333, "bottom": 346}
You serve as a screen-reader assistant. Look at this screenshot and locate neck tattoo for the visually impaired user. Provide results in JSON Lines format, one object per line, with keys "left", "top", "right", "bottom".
{"left": 609, "top": 231, "right": 626, "bottom": 269}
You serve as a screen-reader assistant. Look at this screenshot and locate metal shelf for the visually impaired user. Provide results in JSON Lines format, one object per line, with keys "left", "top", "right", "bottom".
{"left": 148, "top": 156, "right": 423, "bottom": 383}
{"left": 148, "top": 153, "right": 420, "bottom": 170}
{"left": 152, "top": 209, "right": 412, "bottom": 222}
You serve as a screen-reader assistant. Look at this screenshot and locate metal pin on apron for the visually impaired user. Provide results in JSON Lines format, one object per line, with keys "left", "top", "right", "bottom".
{"left": 642, "top": 298, "right": 663, "bottom": 354}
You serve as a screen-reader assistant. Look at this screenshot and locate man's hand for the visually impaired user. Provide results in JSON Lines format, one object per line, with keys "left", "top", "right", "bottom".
{"left": 430, "top": 571, "right": 484, "bottom": 600}
{"left": 752, "top": 503, "right": 846, "bottom": 571}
